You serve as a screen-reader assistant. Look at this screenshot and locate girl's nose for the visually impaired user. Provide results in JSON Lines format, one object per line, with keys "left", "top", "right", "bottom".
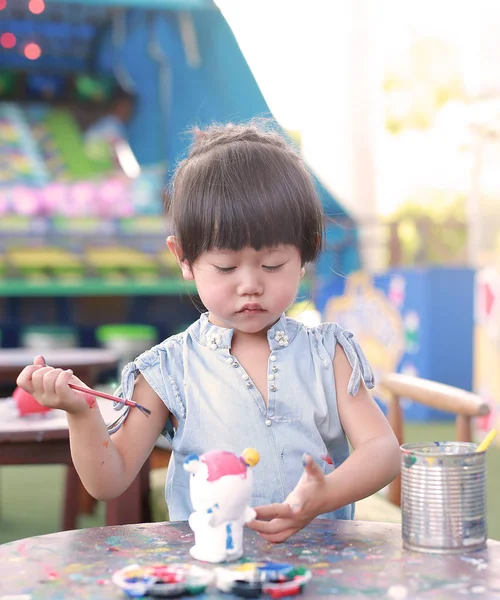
{"left": 237, "top": 270, "right": 264, "bottom": 296}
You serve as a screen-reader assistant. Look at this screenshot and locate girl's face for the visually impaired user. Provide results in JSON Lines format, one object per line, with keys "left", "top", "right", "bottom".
{"left": 168, "top": 239, "right": 304, "bottom": 334}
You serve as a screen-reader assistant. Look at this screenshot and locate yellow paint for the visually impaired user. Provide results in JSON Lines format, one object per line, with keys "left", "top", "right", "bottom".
{"left": 65, "top": 563, "right": 95, "bottom": 573}
{"left": 233, "top": 563, "right": 258, "bottom": 572}
{"left": 311, "top": 562, "right": 330, "bottom": 568}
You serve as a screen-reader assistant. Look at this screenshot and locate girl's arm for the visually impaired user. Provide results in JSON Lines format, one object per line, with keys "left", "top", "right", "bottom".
{"left": 249, "top": 345, "right": 400, "bottom": 542}
{"left": 68, "top": 373, "right": 169, "bottom": 500}
{"left": 17, "top": 360, "right": 169, "bottom": 500}
{"left": 319, "top": 344, "right": 400, "bottom": 508}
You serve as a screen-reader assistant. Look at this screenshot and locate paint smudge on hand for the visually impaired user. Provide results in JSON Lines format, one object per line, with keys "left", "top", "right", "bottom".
{"left": 84, "top": 393, "right": 97, "bottom": 409}
{"left": 102, "top": 440, "right": 109, "bottom": 449}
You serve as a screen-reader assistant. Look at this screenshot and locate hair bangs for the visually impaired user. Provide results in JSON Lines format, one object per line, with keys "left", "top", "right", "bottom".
{"left": 169, "top": 122, "right": 325, "bottom": 265}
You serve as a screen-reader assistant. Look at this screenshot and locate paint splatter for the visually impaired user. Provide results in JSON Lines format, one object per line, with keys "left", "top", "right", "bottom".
{"left": 102, "top": 441, "right": 109, "bottom": 449}
{"left": 403, "top": 455, "right": 417, "bottom": 468}
{"left": 321, "top": 454, "right": 334, "bottom": 465}
{"left": 84, "top": 393, "right": 97, "bottom": 409}
{"left": 43, "top": 566, "right": 59, "bottom": 580}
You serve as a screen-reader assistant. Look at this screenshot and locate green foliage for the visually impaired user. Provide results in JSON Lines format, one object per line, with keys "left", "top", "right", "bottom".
{"left": 388, "top": 192, "right": 467, "bottom": 266}
{"left": 384, "top": 37, "right": 465, "bottom": 134}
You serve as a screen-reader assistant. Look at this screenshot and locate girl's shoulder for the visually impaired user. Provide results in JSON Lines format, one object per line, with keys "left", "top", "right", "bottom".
{"left": 287, "top": 317, "right": 375, "bottom": 396}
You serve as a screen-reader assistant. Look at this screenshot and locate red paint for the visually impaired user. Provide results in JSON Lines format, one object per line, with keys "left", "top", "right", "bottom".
{"left": 102, "top": 441, "right": 109, "bottom": 449}
{"left": 264, "top": 583, "right": 301, "bottom": 598}
{"left": 107, "top": 546, "right": 119, "bottom": 552}
{"left": 321, "top": 454, "right": 334, "bottom": 465}
{"left": 43, "top": 566, "right": 59, "bottom": 579}
{"left": 84, "top": 393, "right": 97, "bottom": 409}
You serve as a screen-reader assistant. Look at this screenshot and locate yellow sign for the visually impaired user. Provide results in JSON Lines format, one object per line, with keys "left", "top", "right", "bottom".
{"left": 324, "top": 272, "right": 405, "bottom": 387}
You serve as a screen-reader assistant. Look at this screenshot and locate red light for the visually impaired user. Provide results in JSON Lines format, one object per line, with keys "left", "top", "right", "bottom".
{"left": 24, "top": 43, "right": 42, "bottom": 60}
{"left": 0, "top": 0, "right": 7, "bottom": 11}
{"left": 29, "top": 0, "right": 45, "bottom": 14}
{"left": 0, "top": 32, "right": 16, "bottom": 49}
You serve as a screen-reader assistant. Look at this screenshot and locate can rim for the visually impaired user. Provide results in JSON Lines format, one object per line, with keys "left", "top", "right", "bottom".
{"left": 400, "top": 441, "right": 480, "bottom": 456}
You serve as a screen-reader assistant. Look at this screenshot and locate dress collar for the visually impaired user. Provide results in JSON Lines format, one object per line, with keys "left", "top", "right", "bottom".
{"left": 194, "top": 312, "right": 292, "bottom": 352}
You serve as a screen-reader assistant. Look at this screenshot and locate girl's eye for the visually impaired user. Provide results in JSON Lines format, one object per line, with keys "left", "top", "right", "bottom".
{"left": 263, "top": 263, "right": 284, "bottom": 272}
{"left": 214, "top": 266, "right": 236, "bottom": 274}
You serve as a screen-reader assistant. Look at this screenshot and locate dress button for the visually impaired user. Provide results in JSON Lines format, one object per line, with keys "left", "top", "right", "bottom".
{"left": 270, "top": 355, "right": 277, "bottom": 362}
{"left": 270, "top": 385, "right": 276, "bottom": 392}
{"left": 242, "top": 373, "right": 249, "bottom": 380}
{"left": 246, "top": 381, "right": 252, "bottom": 388}
{"left": 272, "top": 366, "right": 278, "bottom": 373}
{"left": 226, "top": 357, "right": 234, "bottom": 364}
{"left": 268, "top": 374, "right": 275, "bottom": 381}
{"left": 265, "top": 419, "right": 272, "bottom": 427}
{"left": 232, "top": 362, "right": 239, "bottom": 368}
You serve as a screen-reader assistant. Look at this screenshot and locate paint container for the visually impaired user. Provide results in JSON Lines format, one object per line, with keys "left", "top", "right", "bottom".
{"left": 401, "top": 442, "right": 487, "bottom": 554}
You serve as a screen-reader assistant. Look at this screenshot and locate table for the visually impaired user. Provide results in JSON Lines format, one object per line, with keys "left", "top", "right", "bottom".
{"left": 0, "top": 347, "right": 152, "bottom": 530}
{"left": 0, "top": 347, "right": 119, "bottom": 386}
{"left": 0, "top": 520, "right": 499, "bottom": 599}
{"left": 0, "top": 395, "right": 151, "bottom": 531}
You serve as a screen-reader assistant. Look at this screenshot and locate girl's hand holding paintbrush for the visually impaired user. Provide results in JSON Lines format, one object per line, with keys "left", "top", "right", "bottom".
{"left": 17, "top": 356, "right": 151, "bottom": 416}
{"left": 17, "top": 355, "right": 99, "bottom": 416}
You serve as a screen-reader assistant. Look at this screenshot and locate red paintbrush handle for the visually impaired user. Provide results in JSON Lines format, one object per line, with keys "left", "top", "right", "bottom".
{"left": 68, "top": 382, "right": 134, "bottom": 408}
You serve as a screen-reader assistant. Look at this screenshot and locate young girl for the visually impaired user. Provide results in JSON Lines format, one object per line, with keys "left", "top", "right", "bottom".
{"left": 17, "top": 122, "right": 400, "bottom": 543}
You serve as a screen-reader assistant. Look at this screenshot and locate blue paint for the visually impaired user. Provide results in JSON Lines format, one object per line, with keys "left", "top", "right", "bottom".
{"left": 105, "top": 536, "right": 122, "bottom": 546}
{"left": 226, "top": 524, "right": 234, "bottom": 551}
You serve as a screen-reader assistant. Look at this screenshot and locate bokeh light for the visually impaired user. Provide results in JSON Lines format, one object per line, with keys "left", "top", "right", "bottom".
{"left": 24, "top": 43, "right": 42, "bottom": 60}
{"left": 29, "top": 0, "right": 45, "bottom": 14}
{"left": 0, "top": 33, "right": 16, "bottom": 49}
{"left": 0, "top": 0, "right": 7, "bottom": 11}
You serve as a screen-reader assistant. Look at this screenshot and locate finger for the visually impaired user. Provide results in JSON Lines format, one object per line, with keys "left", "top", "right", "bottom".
{"left": 249, "top": 517, "right": 295, "bottom": 535}
{"left": 302, "top": 453, "right": 325, "bottom": 480}
{"left": 252, "top": 503, "right": 294, "bottom": 521}
{"left": 16, "top": 365, "right": 44, "bottom": 391}
{"left": 34, "top": 355, "right": 47, "bottom": 367}
{"left": 41, "top": 368, "right": 64, "bottom": 397}
{"left": 31, "top": 366, "right": 55, "bottom": 396}
{"left": 54, "top": 369, "right": 78, "bottom": 402}
{"left": 259, "top": 528, "right": 298, "bottom": 543}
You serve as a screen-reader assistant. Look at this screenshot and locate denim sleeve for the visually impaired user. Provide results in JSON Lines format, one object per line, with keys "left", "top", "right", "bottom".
{"left": 107, "top": 339, "right": 185, "bottom": 441}
{"left": 319, "top": 323, "right": 375, "bottom": 396}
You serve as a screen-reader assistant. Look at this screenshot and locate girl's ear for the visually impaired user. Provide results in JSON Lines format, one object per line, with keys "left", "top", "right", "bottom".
{"left": 166, "top": 236, "right": 194, "bottom": 280}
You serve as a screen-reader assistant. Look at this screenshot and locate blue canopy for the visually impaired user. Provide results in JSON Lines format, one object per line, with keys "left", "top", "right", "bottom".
{"left": 0, "top": 0, "right": 360, "bottom": 273}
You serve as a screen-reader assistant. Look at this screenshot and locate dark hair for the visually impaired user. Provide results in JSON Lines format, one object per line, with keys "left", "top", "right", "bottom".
{"left": 166, "top": 121, "right": 325, "bottom": 265}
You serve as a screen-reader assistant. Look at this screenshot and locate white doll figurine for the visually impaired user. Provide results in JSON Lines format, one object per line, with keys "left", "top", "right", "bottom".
{"left": 184, "top": 448, "right": 260, "bottom": 563}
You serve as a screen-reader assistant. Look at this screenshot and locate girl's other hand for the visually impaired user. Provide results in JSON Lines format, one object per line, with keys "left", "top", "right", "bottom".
{"left": 16, "top": 355, "right": 96, "bottom": 415}
{"left": 247, "top": 453, "right": 328, "bottom": 542}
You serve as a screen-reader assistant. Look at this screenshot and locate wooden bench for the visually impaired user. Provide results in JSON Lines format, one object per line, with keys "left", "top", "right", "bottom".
{"left": 356, "top": 373, "right": 491, "bottom": 522}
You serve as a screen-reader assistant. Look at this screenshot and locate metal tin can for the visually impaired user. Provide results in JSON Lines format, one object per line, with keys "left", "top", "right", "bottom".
{"left": 401, "top": 441, "right": 487, "bottom": 554}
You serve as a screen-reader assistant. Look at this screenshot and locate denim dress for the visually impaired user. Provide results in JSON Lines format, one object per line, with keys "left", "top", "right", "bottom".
{"left": 112, "top": 313, "right": 374, "bottom": 522}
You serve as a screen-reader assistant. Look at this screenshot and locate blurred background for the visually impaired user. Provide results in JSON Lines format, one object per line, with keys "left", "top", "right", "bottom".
{"left": 1, "top": 0, "right": 500, "bottom": 542}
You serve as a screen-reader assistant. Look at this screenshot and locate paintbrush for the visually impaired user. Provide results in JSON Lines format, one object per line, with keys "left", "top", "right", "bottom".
{"left": 68, "top": 383, "right": 151, "bottom": 417}
{"left": 475, "top": 428, "right": 497, "bottom": 453}
{"left": 38, "top": 356, "right": 151, "bottom": 417}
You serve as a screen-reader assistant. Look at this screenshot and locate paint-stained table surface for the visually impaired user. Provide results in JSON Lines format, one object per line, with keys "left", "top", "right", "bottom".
{"left": 1, "top": 520, "right": 500, "bottom": 599}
